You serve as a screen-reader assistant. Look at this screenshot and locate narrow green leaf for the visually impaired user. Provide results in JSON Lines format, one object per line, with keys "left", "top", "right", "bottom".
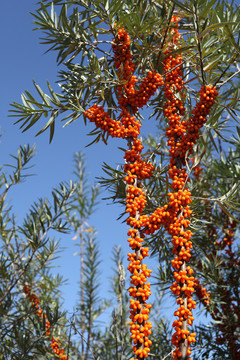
{"left": 198, "top": 22, "right": 238, "bottom": 39}
{"left": 164, "top": 0, "right": 191, "bottom": 13}
{"left": 224, "top": 24, "right": 240, "bottom": 52}
{"left": 49, "top": 118, "right": 55, "bottom": 143}
{"left": 200, "top": 0, "right": 218, "bottom": 18}
{"left": 35, "top": 113, "right": 56, "bottom": 137}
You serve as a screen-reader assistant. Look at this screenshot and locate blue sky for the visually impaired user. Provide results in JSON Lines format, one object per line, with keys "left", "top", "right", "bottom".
{"left": 0, "top": 0, "right": 163, "bottom": 323}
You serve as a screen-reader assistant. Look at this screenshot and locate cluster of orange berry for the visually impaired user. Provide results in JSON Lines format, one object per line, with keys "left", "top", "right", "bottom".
{"left": 162, "top": 17, "right": 218, "bottom": 359}
{"left": 23, "top": 285, "right": 69, "bottom": 360}
{"left": 84, "top": 104, "right": 126, "bottom": 138}
{"left": 128, "top": 250, "right": 153, "bottom": 359}
{"left": 85, "top": 27, "right": 164, "bottom": 142}
{"left": 112, "top": 27, "right": 163, "bottom": 113}
{"left": 162, "top": 18, "right": 196, "bottom": 359}
{"left": 50, "top": 338, "right": 69, "bottom": 360}
{"left": 113, "top": 28, "right": 158, "bottom": 360}
{"left": 87, "top": 26, "right": 163, "bottom": 359}
{"left": 190, "top": 158, "right": 203, "bottom": 180}
{"left": 193, "top": 279, "right": 210, "bottom": 307}
{"left": 216, "top": 216, "right": 236, "bottom": 253}
{"left": 84, "top": 22, "right": 218, "bottom": 359}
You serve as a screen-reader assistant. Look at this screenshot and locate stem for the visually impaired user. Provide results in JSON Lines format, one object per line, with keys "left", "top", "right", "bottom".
{"left": 71, "top": 315, "right": 98, "bottom": 360}
{"left": 214, "top": 52, "right": 239, "bottom": 88}
{"left": 113, "top": 310, "right": 119, "bottom": 360}
{"left": 118, "top": 264, "right": 124, "bottom": 360}
{"left": 155, "top": 5, "right": 175, "bottom": 72}
{"left": 84, "top": 297, "right": 92, "bottom": 360}
{"left": 80, "top": 224, "right": 85, "bottom": 359}
{"left": 194, "top": 4, "right": 206, "bottom": 86}
{"left": 66, "top": 313, "right": 73, "bottom": 360}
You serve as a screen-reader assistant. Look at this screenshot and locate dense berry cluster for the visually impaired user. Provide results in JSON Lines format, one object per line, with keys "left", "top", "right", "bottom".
{"left": 193, "top": 277, "right": 210, "bottom": 308}
{"left": 84, "top": 104, "right": 127, "bottom": 138}
{"left": 112, "top": 28, "right": 163, "bottom": 113}
{"left": 113, "top": 28, "right": 158, "bottom": 360}
{"left": 192, "top": 161, "right": 203, "bottom": 180}
{"left": 86, "top": 27, "right": 163, "bottom": 360}
{"left": 84, "top": 23, "right": 217, "bottom": 360}
{"left": 165, "top": 83, "right": 217, "bottom": 334}
{"left": 216, "top": 216, "right": 236, "bottom": 253}
{"left": 162, "top": 17, "right": 218, "bottom": 360}
{"left": 23, "top": 286, "right": 69, "bottom": 360}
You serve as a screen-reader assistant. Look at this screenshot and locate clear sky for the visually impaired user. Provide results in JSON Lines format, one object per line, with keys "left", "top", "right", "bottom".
{"left": 0, "top": 0, "right": 163, "bottom": 323}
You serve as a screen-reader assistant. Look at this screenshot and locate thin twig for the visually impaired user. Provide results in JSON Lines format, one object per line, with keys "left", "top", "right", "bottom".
{"left": 0, "top": 247, "right": 37, "bottom": 305}
{"left": 214, "top": 52, "right": 239, "bottom": 88}
{"left": 71, "top": 317, "right": 98, "bottom": 360}
{"left": 118, "top": 265, "right": 124, "bottom": 360}
{"left": 66, "top": 313, "right": 74, "bottom": 360}
{"left": 161, "top": 349, "right": 175, "bottom": 360}
{"left": 154, "top": 5, "right": 175, "bottom": 72}
{"left": 150, "top": 0, "right": 163, "bottom": 10}
{"left": 113, "top": 310, "right": 119, "bottom": 360}
{"left": 215, "top": 68, "right": 240, "bottom": 89}
{"left": 194, "top": 4, "right": 206, "bottom": 87}
{"left": 80, "top": 224, "right": 85, "bottom": 359}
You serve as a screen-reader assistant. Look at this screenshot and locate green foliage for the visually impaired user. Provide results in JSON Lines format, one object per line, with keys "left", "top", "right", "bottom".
{"left": 0, "top": 145, "right": 76, "bottom": 359}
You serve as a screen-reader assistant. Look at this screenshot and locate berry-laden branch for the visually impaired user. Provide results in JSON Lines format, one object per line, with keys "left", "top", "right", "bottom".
{"left": 162, "top": 17, "right": 218, "bottom": 360}
{"left": 84, "top": 22, "right": 217, "bottom": 360}
{"left": 23, "top": 286, "right": 70, "bottom": 360}
{"left": 85, "top": 28, "right": 164, "bottom": 360}
{"left": 113, "top": 30, "right": 163, "bottom": 360}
